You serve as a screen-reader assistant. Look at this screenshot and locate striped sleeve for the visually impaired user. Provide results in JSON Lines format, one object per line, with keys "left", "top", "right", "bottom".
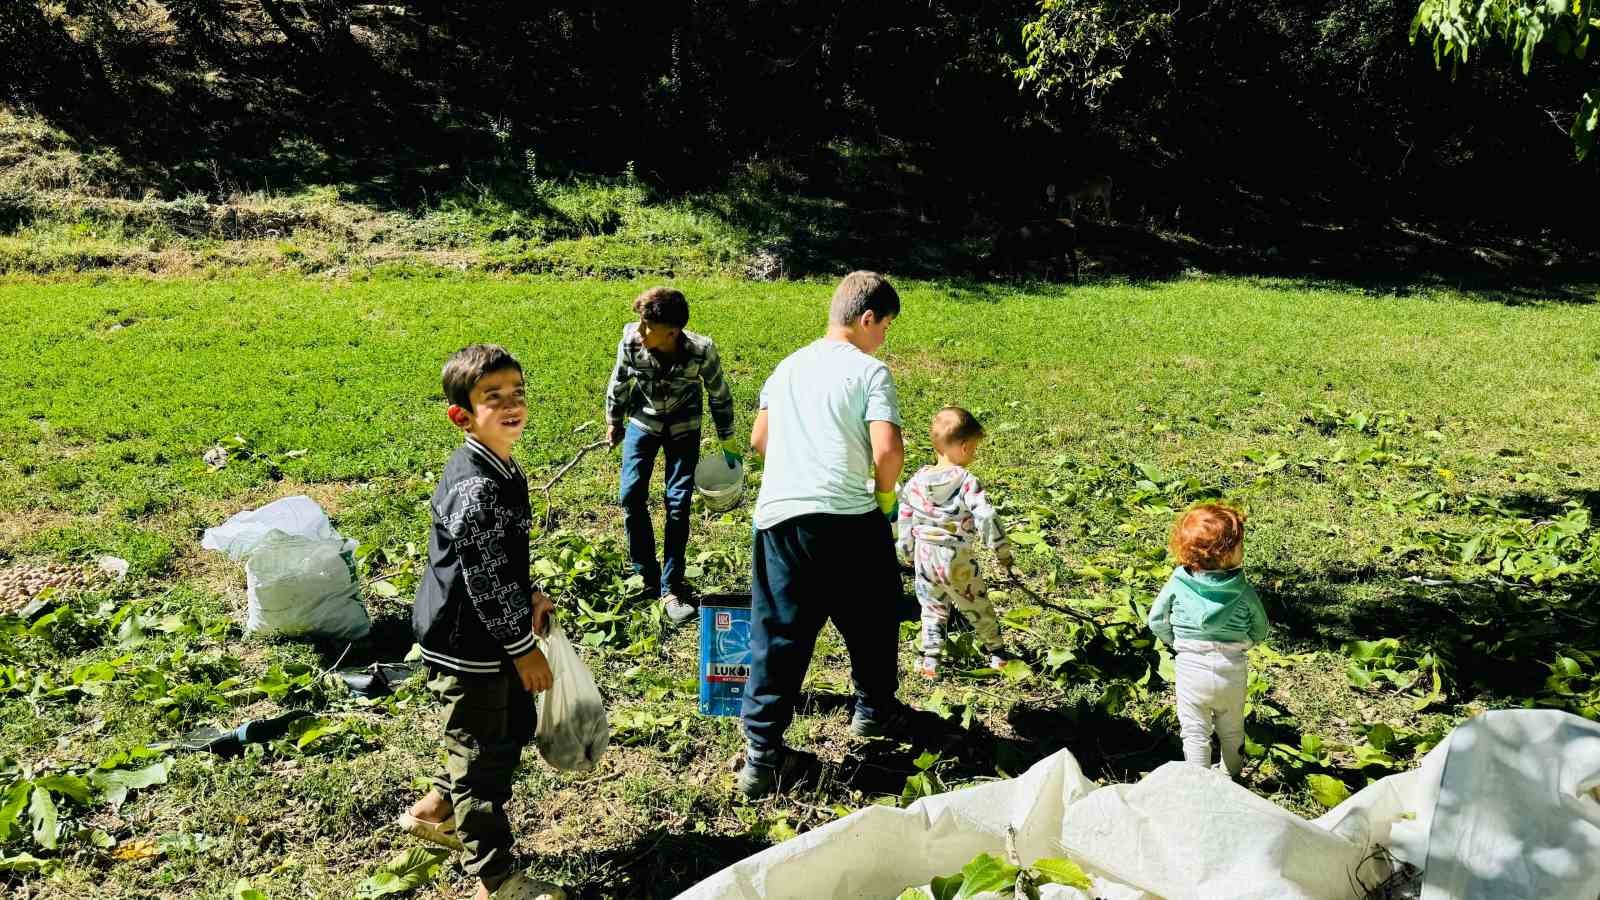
{"left": 604, "top": 334, "right": 631, "bottom": 428}
{"left": 700, "top": 338, "right": 737, "bottom": 440}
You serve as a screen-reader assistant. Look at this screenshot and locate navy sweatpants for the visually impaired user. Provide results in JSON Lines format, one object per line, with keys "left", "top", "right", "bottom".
{"left": 741, "top": 510, "right": 902, "bottom": 765}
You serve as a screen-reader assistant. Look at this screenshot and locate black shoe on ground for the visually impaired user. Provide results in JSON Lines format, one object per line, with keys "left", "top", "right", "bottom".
{"left": 848, "top": 699, "right": 916, "bottom": 740}
{"left": 734, "top": 749, "right": 810, "bottom": 800}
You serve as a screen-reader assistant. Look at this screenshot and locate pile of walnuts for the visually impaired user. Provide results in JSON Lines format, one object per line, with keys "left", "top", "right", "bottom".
{"left": 0, "top": 563, "right": 105, "bottom": 613}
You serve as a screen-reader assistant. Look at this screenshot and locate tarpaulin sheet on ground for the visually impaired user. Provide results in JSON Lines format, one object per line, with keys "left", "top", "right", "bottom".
{"left": 678, "top": 710, "right": 1600, "bottom": 900}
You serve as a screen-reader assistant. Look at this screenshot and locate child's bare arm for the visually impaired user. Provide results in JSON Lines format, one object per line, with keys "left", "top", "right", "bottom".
{"left": 513, "top": 594, "right": 557, "bottom": 694}
{"left": 531, "top": 591, "right": 554, "bottom": 636}
{"left": 512, "top": 647, "right": 552, "bottom": 694}
{"left": 750, "top": 409, "right": 769, "bottom": 456}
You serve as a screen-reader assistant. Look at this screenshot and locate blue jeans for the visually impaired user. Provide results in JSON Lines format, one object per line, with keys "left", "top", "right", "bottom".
{"left": 619, "top": 423, "right": 699, "bottom": 598}
{"left": 741, "top": 511, "right": 902, "bottom": 766}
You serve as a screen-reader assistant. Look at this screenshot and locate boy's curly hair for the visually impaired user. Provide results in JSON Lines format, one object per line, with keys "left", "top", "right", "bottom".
{"left": 633, "top": 287, "right": 689, "bottom": 328}
{"left": 1170, "top": 503, "right": 1246, "bottom": 571}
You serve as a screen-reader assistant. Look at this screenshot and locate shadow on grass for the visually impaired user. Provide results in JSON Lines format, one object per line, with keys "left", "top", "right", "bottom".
{"left": 1007, "top": 702, "right": 1181, "bottom": 783}
{"left": 834, "top": 711, "right": 1013, "bottom": 796}
{"left": 562, "top": 828, "right": 770, "bottom": 899}
{"left": 782, "top": 692, "right": 1026, "bottom": 794}
{"left": 1259, "top": 562, "right": 1599, "bottom": 705}
{"left": 568, "top": 702, "right": 1173, "bottom": 895}
{"left": 313, "top": 609, "right": 417, "bottom": 670}
{"left": 1494, "top": 489, "right": 1600, "bottom": 520}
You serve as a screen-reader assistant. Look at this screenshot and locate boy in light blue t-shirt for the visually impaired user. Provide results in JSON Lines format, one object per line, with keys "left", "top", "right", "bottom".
{"left": 737, "top": 271, "right": 911, "bottom": 799}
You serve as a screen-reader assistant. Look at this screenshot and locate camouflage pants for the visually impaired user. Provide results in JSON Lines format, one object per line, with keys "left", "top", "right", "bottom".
{"left": 428, "top": 666, "right": 536, "bottom": 889}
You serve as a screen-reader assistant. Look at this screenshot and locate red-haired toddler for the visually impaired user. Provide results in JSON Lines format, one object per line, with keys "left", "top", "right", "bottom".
{"left": 1147, "top": 504, "right": 1268, "bottom": 776}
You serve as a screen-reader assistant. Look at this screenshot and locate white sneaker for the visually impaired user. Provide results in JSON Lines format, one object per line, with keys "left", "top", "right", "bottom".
{"left": 663, "top": 593, "right": 698, "bottom": 626}
{"left": 490, "top": 871, "right": 567, "bottom": 900}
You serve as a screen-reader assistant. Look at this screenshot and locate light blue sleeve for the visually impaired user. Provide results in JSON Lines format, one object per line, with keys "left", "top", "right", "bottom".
{"left": 863, "top": 364, "right": 901, "bottom": 426}
{"left": 1147, "top": 582, "right": 1176, "bottom": 646}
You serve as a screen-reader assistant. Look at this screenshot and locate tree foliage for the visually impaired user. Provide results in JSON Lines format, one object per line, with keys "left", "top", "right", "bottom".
{"left": 1015, "top": 1, "right": 1179, "bottom": 106}
{"left": 1411, "top": 1, "right": 1599, "bottom": 158}
{"left": 0, "top": 0, "right": 1593, "bottom": 235}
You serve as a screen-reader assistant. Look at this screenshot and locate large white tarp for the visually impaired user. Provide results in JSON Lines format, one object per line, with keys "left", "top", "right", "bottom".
{"left": 678, "top": 710, "right": 1600, "bottom": 900}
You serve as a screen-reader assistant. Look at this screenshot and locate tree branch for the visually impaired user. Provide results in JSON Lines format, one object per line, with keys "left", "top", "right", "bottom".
{"left": 541, "top": 440, "right": 608, "bottom": 531}
{"left": 258, "top": 0, "right": 318, "bottom": 55}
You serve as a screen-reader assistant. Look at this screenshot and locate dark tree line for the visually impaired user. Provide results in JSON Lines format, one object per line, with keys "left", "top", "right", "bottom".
{"left": 1, "top": 1, "right": 1594, "bottom": 241}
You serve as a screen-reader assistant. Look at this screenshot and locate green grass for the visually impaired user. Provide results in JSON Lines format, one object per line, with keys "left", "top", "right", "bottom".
{"left": 2, "top": 273, "right": 1599, "bottom": 898}
{"left": 0, "top": 115, "right": 763, "bottom": 280}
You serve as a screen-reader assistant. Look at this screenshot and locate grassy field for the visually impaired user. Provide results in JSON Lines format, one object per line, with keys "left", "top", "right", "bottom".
{"left": 1, "top": 273, "right": 1599, "bottom": 898}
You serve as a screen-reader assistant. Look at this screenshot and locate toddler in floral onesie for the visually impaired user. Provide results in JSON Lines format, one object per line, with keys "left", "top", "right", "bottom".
{"left": 896, "top": 407, "right": 1012, "bottom": 678}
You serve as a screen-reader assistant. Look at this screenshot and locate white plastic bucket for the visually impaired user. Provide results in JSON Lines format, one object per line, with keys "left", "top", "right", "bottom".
{"left": 696, "top": 454, "right": 745, "bottom": 513}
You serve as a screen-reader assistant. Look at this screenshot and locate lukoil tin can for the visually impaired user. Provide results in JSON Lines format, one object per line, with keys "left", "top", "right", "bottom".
{"left": 698, "top": 593, "right": 752, "bottom": 717}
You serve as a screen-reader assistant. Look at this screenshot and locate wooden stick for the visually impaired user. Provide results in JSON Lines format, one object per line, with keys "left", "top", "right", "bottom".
{"left": 1004, "top": 574, "right": 1101, "bottom": 624}
{"left": 542, "top": 439, "right": 609, "bottom": 530}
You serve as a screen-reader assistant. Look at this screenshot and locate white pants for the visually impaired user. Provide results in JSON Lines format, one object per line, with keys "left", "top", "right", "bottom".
{"left": 1172, "top": 639, "right": 1250, "bottom": 776}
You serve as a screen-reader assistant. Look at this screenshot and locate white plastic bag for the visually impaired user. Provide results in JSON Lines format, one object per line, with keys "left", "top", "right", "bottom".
{"left": 533, "top": 621, "right": 609, "bottom": 772}
{"left": 201, "top": 495, "right": 370, "bottom": 641}
{"left": 201, "top": 495, "right": 340, "bottom": 558}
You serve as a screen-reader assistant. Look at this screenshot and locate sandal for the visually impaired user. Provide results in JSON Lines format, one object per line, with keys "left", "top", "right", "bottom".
{"left": 396, "top": 812, "right": 465, "bottom": 853}
{"left": 490, "top": 871, "right": 567, "bottom": 900}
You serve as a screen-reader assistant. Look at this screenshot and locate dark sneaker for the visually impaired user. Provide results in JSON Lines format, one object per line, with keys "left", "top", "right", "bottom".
{"left": 662, "top": 594, "right": 697, "bottom": 627}
{"left": 733, "top": 749, "right": 812, "bottom": 800}
{"left": 849, "top": 699, "right": 916, "bottom": 740}
{"left": 735, "top": 759, "right": 778, "bottom": 799}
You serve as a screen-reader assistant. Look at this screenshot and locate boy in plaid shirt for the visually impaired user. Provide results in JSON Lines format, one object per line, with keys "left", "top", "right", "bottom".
{"left": 604, "top": 287, "right": 739, "bottom": 625}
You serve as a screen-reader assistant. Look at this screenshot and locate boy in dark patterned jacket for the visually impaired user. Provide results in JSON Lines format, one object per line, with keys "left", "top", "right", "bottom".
{"left": 604, "top": 286, "right": 739, "bottom": 625}
{"left": 400, "top": 344, "right": 565, "bottom": 900}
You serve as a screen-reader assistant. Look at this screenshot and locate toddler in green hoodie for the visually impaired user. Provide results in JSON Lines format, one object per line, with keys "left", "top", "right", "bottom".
{"left": 1147, "top": 503, "right": 1268, "bottom": 776}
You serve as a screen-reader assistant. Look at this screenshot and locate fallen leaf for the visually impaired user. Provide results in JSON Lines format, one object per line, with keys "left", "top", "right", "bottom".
{"left": 113, "top": 837, "right": 162, "bottom": 862}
